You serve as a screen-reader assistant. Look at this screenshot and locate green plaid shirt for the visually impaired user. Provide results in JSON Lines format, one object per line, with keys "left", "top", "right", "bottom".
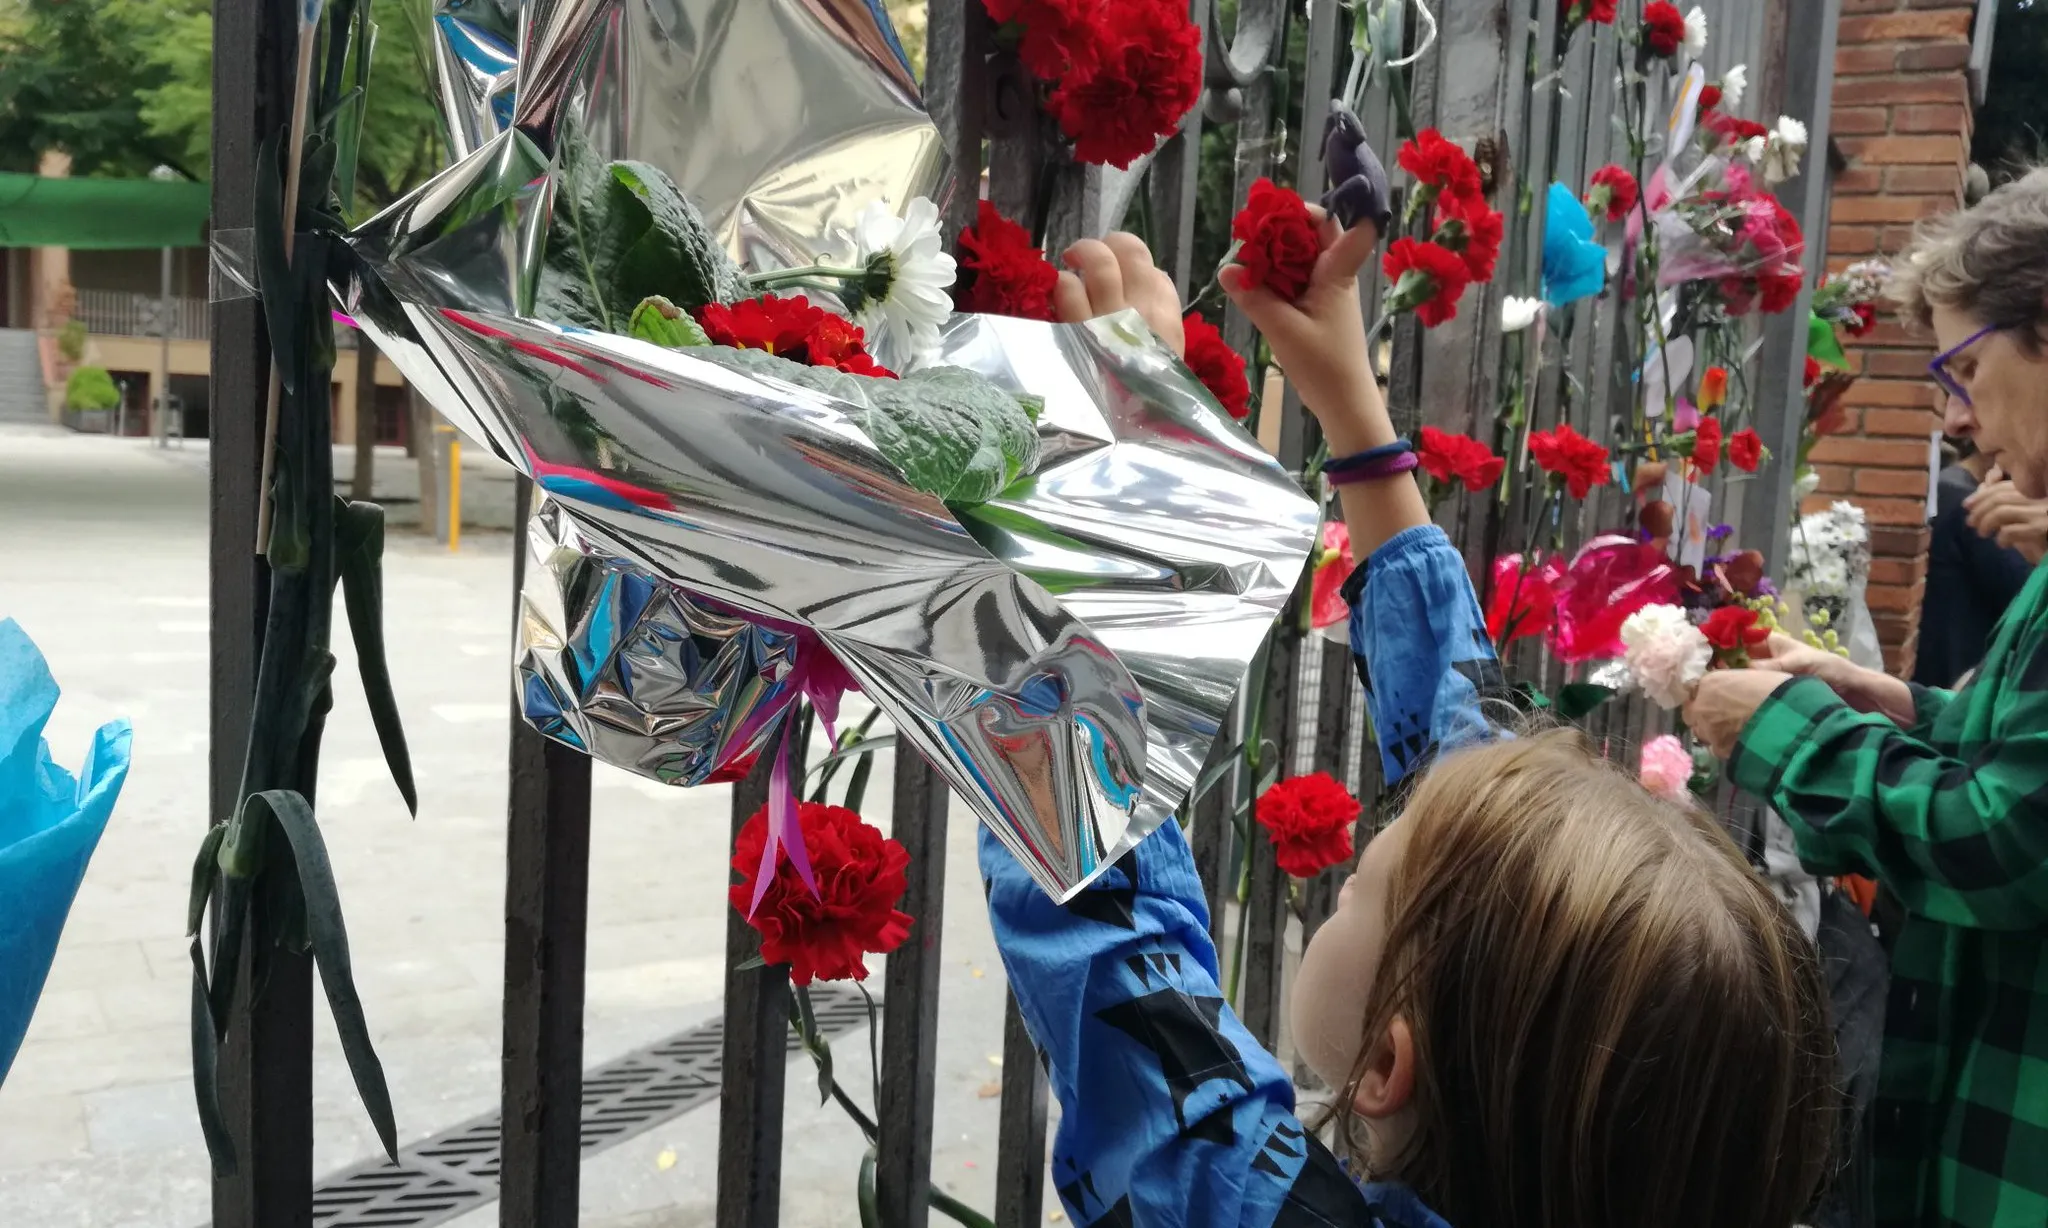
{"left": 1732, "top": 562, "right": 2048, "bottom": 1228}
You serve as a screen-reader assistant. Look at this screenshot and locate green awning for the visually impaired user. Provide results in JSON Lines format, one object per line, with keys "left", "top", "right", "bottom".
{"left": 0, "top": 173, "right": 210, "bottom": 249}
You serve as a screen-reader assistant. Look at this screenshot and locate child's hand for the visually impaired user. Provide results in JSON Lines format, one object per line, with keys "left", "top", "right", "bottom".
{"left": 1056, "top": 234, "right": 1187, "bottom": 360}
{"left": 1219, "top": 213, "right": 1385, "bottom": 451}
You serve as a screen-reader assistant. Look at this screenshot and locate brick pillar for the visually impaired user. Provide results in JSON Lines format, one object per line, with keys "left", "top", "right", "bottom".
{"left": 1817, "top": 0, "right": 1977, "bottom": 677}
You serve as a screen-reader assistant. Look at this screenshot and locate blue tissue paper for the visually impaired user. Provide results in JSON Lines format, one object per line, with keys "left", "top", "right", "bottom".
{"left": 1542, "top": 182, "right": 1608, "bottom": 307}
{"left": 0, "top": 618, "right": 131, "bottom": 1087}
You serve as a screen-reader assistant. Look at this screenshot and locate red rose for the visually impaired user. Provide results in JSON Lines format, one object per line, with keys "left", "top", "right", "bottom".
{"left": 1643, "top": 2, "right": 1686, "bottom": 57}
{"left": 1562, "top": 0, "right": 1618, "bottom": 25}
{"left": 1434, "top": 191, "right": 1503, "bottom": 283}
{"left": 983, "top": 0, "right": 1096, "bottom": 79}
{"left": 1701, "top": 605, "right": 1769, "bottom": 656}
{"left": 1692, "top": 415, "right": 1723, "bottom": 475}
{"left": 1397, "top": 128, "right": 1483, "bottom": 204}
{"left": 1529, "top": 423, "right": 1612, "bottom": 498}
{"left": 1383, "top": 237, "right": 1472, "bottom": 328}
{"left": 694, "top": 294, "right": 895, "bottom": 376}
{"left": 1419, "top": 426, "right": 1506, "bottom": 492}
{"left": 1046, "top": 2, "right": 1202, "bottom": 169}
{"left": 1697, "top": 83, "right": 1723, "bottom": 112}
{"left": 729, "top": 801, "right": 913, "bottom": 986}
{"left": 1728, "top": 428, "right": 1764, "bottom": 473}
{"left": 957, "top": 201, "right": 1059, "bottom": 321}
{"left": 1847, "top": 302, "right": 1877, "bottom": 336}
{"left": 1587, "top": 164, "right": 1639, "bottom": 221}
{"left": 1183, "top": 311, "right": 1252, "bottom": 421}
{"left": 1232, "top": 178, "right": 1322, "bottom": 300}
{"left": 1255, "top": 772, "right": 1362, "bottom": 878}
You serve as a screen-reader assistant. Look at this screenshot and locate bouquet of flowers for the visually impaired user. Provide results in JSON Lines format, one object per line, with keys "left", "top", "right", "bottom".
{"left": 1779, "top": 501, "right": 1879, "bottom": 662}
{"left": 1641, "top": 155, "right": 1806, "bottom": 317}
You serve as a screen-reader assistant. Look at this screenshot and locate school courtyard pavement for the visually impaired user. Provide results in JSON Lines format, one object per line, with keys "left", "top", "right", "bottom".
{"left": 0, "top": 423, "right": 1048, "bottom": 1227}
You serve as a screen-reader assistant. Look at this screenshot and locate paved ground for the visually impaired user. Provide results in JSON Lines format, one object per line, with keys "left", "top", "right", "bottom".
{"left": 0, "top": 425, "right": 1040, "bottom": 1226}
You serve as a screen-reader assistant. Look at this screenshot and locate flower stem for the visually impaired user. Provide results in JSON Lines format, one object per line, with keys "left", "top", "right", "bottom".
{"left": 747, "top": 264, "right": 869, "bottom": 290}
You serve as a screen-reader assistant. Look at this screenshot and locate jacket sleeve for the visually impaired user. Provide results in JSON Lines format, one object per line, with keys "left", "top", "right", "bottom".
{"left": 980, "top": 820, "right": 1370, "bottom": 1228}
{"left": 1730, "top": 673, "right": 2048, "bottom": 931}
{"left": 1342, "top": 524, "right": 1504, "bottom": 787}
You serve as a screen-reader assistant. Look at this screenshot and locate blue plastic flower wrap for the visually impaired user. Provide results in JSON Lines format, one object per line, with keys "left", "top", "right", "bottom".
{"left": 0, "top": 618, "right": 131, "bottom": 1087}
{"left": 1542, "top": 182, "right": 1608, "bottom": 306}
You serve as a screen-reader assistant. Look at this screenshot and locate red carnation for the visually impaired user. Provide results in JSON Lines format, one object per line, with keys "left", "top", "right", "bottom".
{"left": 1697, "top": 84, "right": 1723, "bottom": 112}
{"left": 1232, "top": 178, "right": 1323, "bottom": 301}
{"left": 1046, "top": 3, "right": 1202, "bottom": 169}
{"left": 1759, "top": 267, "right": 1802, "bottom": 315}
{"left": 696, "top": 294, "right": 895, "bottom": 377}
{"left": 1701, "top": 605, "right": 1769, "bottom": 659}
{"left": 1183, "top": 311, "right": 1252, "bottom": 421}
{"left": 1705, "top": 112, "right": 1771, "bottom": 146}
{"left": 1255, "top": 773, "right": 1362, "bottom": 878}
{"left": 1529, "top": 423, "right": 1612, "bottom": 498}
{"left": 982, "top": 0, "right": 1096, "bottom": 79}
{"left": 1803, "top": 355, "right": 1823, "bottom": 388}
{"left": 1397, "top": 128, "right": 1483, "bottom": 204}
{"left": 957, "top": 201, "right": 1059, "bottom": 322}
{"left": 1729, "top": 428, "right": 1764, "bottom": 473}
{"left": 729, "top": 801, "right": 913, "bottom": 986}
{"left": 1692, "top": 415, "right": 1724, "bottom": 475}
{"left": 1419, "top": 426, "right": 1506, "bottom": 493}
{"left": 1487, "top": 553, "right": 1563, "bottom": 645}
{"left": 1383, "top": 237, "right": 1471, "bottom": 328}
{"left": 1562, "top": 0, "right": 1618, "bottom": 25}
{"left": 1846, "top": 302, "right": 1877, "bottom": 336}
{"left": 1587, "top": 164, "right": 1639, "bottom": 222}
{"left": 1643, "top": 2, "right": 1686, "bottom": 57}
{"left": 1435, "top": 191, "right": 1503, "bottom": 283}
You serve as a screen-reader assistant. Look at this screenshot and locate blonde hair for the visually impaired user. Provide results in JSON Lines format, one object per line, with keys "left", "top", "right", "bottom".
{"left": 1329, "top": 728, "right": 1837, "bottom": 1228}
{"left": 1891, "top": 164, "right": 2048, "bottom": 352}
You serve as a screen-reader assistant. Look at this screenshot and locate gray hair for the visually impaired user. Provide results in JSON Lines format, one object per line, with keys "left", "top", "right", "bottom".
{"left": 1890, "top": 165, "right": 2048, "bottom": 353}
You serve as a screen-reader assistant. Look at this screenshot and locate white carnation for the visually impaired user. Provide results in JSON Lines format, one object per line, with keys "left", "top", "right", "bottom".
{"left": 1621, "top": 604, "right": 1714, "bottom": 710}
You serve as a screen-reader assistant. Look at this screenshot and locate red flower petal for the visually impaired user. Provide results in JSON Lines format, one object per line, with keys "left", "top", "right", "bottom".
{"left": 1183, "top": 311, "right": 1252, "bottom": 420}
{"left": 1255, "top": 773, "right": 1362, "bottom": 878}
{"left": 730, "top": 801, "right": 914, "bottom": 986}
{"left": 1231, "top": 179, "right": 1322, "bottom": 301}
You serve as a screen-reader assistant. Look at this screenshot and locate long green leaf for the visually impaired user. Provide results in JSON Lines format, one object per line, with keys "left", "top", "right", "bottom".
{"left": 189, "top": 940, "right": 236, "bottom": 1177}
{"left": 857, "top": 1147, "right": 881, "bottom": 1228}
{"left": 249, "top": 788, "right": 399, "bottom": 1161}
{"left": 206, "top": 875, "right": 251, "bottom": 1038}
{"left": 335, "top": 499, "right": 417, "bottom": 814}
{"left": 254, "top": 132, "right": 298, "bottom": 396}
{"left": 332, "top": 8, "right": 374, "bottom": 217}
{"left": 1556, "top": 682, "right": 1617, "bottom": 721}
{"left": 842, "top": 750, "right": 879, "bottom": 813}
{"left": 794, "top": 985, "right": 834, "bottom": 1108}
{"left": 187, "top": 825, "right": 226, "bottom": 938}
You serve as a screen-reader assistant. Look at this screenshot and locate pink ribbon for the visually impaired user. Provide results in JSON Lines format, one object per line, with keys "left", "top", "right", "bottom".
{"left": 745, "top": 643, "right": 852, "bottom": 917}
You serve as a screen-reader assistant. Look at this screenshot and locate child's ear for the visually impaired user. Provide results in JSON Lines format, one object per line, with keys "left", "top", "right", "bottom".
{"left": 1349, "top": 1016, "right": 1416, "bottom": 1121}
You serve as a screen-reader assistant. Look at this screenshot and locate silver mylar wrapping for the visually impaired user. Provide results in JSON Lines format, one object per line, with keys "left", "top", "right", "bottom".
{"left": 346, "top": 0, "right": 1319, "bottom": 899}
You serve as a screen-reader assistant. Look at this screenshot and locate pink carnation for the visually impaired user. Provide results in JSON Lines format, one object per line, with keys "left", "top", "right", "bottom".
{"left": 1619, "top": 604, "right": 1712, "bottom": 709}
{"left": 1639, "top": 734, "right": 1694, "bottom": 803}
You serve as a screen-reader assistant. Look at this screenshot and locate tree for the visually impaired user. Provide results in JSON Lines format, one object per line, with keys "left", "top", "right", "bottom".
{"left": 0, "top": 0, "right": 207, "bottom": 178}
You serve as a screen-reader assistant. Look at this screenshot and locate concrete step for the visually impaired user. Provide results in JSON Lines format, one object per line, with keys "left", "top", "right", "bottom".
{"left": 0, "top": 328, "right": 47, "bottom": 424}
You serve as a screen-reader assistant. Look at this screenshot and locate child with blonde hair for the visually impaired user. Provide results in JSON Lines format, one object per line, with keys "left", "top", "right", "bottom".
{"left": 978, "top": 196, "right": 1836, "bottom": 1227}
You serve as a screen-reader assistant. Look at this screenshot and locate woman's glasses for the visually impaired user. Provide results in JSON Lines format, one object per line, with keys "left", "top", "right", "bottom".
{"left": 1928, "top": 323, "right": 2004, "bottom": 408}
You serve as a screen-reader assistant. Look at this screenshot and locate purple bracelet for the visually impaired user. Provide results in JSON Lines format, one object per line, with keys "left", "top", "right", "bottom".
{"left": 1326, "top": 449, "right": 1420, "bottom": 485}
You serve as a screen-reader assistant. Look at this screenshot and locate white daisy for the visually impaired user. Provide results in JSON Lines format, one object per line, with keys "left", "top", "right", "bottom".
{"left": 825, "top": 196, "right": 958, "bottom": 372}
{"left": 1682, "top": 6, "right": 1708, "bottom": 59}
{"left": 1501, "top": 295, "right": 1545, "bottom": 333}
{"left": 1763, "top": 115, "right": 1809, "bottom": 185}
{"left": 1719, "top": 64, "right": 1747, "bottom": 110}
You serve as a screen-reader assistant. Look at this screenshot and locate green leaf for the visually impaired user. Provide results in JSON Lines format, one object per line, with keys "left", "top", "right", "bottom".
{"left": 795, "top": 986, "right": 834, "bottom": 1107}
{"left": 842, "top": 750, "right": 878, "bottom": 813}
{"left": 627, "top": 295, "right": 712, "bottom": 348}
{"left": 335, "top": 499, "right": 418, "bottom": 814}
{"left": 733, "top": 953, "right": 768, "bottom": 973}
{"left": 1191, "top": 743, "right": 1247, "bottom": 802}
{"left": 1508, "top": 682, "right": 1552, "bottom": 713}
{"left": 331, "top": 7, "right": 374, "bottom": 217}
{"left": 190, "top": 940, "right": 236, "bottom": 1177}
{"left": 188, "top": 825, "right": 226, "bottom": 938}
{"left": 858, "top": 1146, "right": 882, "bottom": 1228}
{"left": 249, "top": 788, "right": 400, "bottom": 1162}
{"left": 1555, "top": 683, "right": 1618, "bottom": 721}
{"left": 858, "top": 366, "right": 1043, "bottom": 505}
{"left": 1807, "top": 311, "right": 1848, "bottom": 371}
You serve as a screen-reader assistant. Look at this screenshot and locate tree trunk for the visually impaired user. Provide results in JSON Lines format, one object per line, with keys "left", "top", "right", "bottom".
{"left": 351, "top": 336, "right": 378, "bottom": 499}
{"left": 409, "top": 382, "right": 443, "bottom": 543}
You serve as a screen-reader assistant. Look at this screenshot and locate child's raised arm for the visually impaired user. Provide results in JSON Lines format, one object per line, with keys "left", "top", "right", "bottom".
{"left": 1222, "top": 212, "right": 1502, "bottom": 785}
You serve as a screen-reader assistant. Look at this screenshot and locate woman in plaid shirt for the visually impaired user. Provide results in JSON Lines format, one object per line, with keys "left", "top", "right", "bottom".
{"left": 1690, "top": 168, "right": 2048, "bottom": 1228}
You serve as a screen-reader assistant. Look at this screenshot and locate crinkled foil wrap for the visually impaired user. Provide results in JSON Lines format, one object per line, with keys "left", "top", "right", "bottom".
{"left": 341, "top": 0, "right": 1320, "bottom": 899}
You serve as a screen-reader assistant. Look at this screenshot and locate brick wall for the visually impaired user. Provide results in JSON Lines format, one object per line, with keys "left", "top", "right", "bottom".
{"left": 1816, "top": 0, "right": 1977, "bottom": 676}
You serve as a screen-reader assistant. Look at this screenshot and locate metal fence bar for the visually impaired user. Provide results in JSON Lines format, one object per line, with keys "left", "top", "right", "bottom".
{"left": 992, "top": 993, "right": 1048, "bottom": 1228}
{"left": 499, "top": 479, "right": 596, "bottom": 1228}
{"left": 875, "top": 757, "right": 951, "bottom": 1228}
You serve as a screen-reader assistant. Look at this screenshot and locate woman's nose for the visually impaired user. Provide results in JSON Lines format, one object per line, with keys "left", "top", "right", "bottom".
{"left": 1942, "top": 391, "right": 1976, "bottom": 438}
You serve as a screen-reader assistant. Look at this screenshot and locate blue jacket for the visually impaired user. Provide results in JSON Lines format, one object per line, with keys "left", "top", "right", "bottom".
{"left": 981, "top": 526, "right": 1496, "bottom": 1227}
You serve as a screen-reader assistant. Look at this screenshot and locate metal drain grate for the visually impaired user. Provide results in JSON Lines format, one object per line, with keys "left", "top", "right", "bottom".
{"left": 292, "top": 985, "right": 875, "bottom": 1228}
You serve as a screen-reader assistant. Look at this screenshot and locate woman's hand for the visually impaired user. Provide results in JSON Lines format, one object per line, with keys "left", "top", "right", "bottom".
{"left": 1054, "top": 233, "right": 1186, "bottom": 360}
{"left": 1965, "top": 472, "right": 2048, "bottom": 564}
{"left": 1218, "top": 210, "right": 1385, "bottom": 454}
{"left": 1684, "top": 669, "right": 1795, "bottom": 759}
